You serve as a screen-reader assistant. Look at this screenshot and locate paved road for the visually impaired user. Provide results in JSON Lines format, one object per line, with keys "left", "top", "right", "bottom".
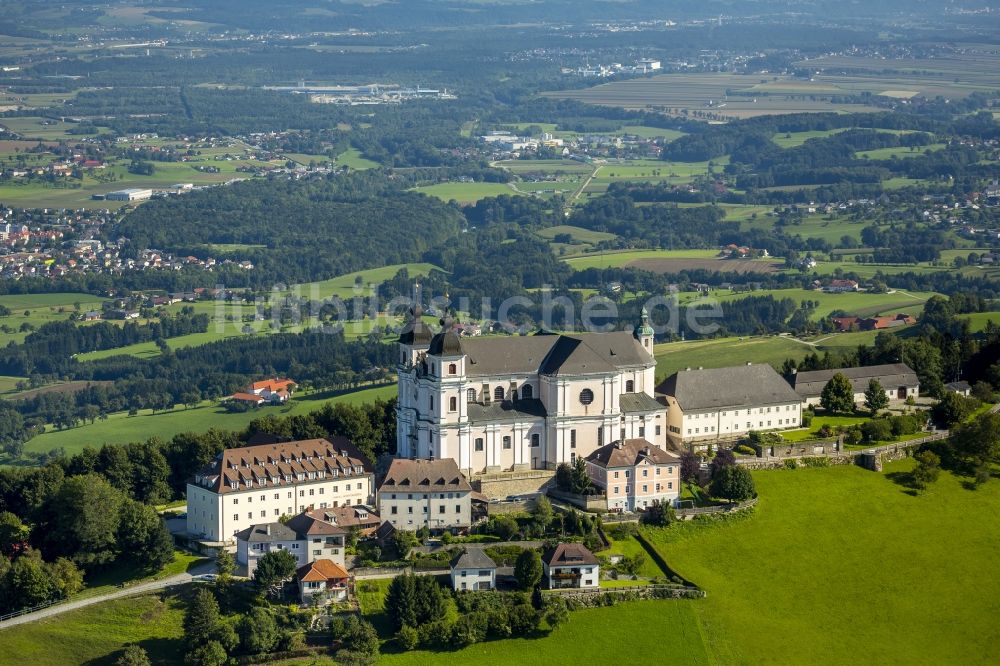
{"left": 0, "top": 560, "right": 215, "bottom": 630}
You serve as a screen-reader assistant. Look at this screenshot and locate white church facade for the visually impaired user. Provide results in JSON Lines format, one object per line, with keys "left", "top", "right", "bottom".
{"left": 395, "top": 309, "right": 666, "bottom": 478}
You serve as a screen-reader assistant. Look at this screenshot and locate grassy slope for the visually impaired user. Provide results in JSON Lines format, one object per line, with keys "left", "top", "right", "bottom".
{"left": 23, "top": 385, "right": 395, "bottom": 455}
{"left": 646, "top": 459, "right": 1000, "bottom": 665}
{"left": 412, "top": 182, "right": 514, "bottom": 204}
{"left": 377, "top": 601, "right": 709, "bottom": 666}
{"left": 3, "top": 590, "right": 188, "bottom": 665}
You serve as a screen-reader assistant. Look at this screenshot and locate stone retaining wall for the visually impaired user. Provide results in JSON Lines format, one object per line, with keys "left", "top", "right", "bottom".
{"left": 474, "top": 469, "right": 556, "bottom": 499}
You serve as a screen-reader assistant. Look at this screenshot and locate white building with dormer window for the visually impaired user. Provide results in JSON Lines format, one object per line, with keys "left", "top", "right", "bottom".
{"left": 395, "top": 308, "right": 665, "bottom": 478}
{"left": 186, "top": 438, "right": 374, "bottom": 544}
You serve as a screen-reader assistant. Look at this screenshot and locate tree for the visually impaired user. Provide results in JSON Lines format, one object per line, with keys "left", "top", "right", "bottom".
{"left": 487, "top": 514, "right": 519, "bottom": 541}
{"left": 252, "top": 549, "right": 298, "bottom": 597}
{"left": 183, "top": 587, "right": 223, "bottom": 649}
{"left": 642, "top": 500, "right": 676, "bottom": 526}
{"left": 950, "top": 412, "right": 1000, "bottom": 468}
{"left": 184, "top": 641, "right": 227, "bottom": 666}
{"left": 239, "top": 607, "right": 279, "bottom": 654}
{"left": 384, "top": 573, "right": 447, "bottom": 631}
{"left": 333, "top": 616, "right": 380, "bottom": 666}
{"left": 820, "top": 373, "right": 855, "bottom": 414}
{"left": 679, "top": 450, "right": 700, "bottom": 483}
{"left": 710, "top": 465, "right": 756, "bottom": 502}
{"left": 116, "top": 645, "right": 152, "bottom": 666}
{"left": 215, "top": 549, "right": 235, "bottom": 578}
{"left": 542, "top": 597, "right": 569, "bottom": 629}
{"left": 38, "top": 474, "right": 124, "bottom": 569}
{"left": 863, "top": 379, "right": 889, "bottom": 415}
{"left": 117, "top": 500, "right": 175, "bottom": 571}
{"left": 912, "top": 450, "right": 941, "bottom": 490}
{"left": 509, "top": 603, "right": 540, "bottom": 634}
{"left": 46, "top": 557, "right": 83, "bottom": 598}
{"left": 530, "top": 495, "right": 553, "bottom": 534}
{"left": 932, "top": 392, "right": 980, "bottom": 428}
{"left": 861, "top": 419, "right": 893, "bottom": 443}
{"left": 709, "top": 448, "right": 736, "bottom": 479}
{"left": 7, "top": 554, "right": 51, "bottom": 606}
{"left": 514, "top": 549, "right": 543, "bottom": 591}
{"left": 0, "top": 511, "right": 29, "bottom": 556}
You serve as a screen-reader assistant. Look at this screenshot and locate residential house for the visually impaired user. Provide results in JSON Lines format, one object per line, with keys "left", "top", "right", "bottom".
{"left": 296, "top": 559, "right": 349, "bottom": 604}
{"left": 657, "top": 364, "right": 803, "bottom": 448}
{"left": 585, "top": 439, "right": 681, "bottom": 512}
{"left": 450, "top": 548, "right": 497, "bottom": 591}
{"left": 944, "top": 381, "right": 971, "bottom": 396}
{"left": 228, "top": 392, "right": 266, "bottom": 407}
{"left": 396, "top": 308, "right": 663, "bottom": 484}
{"left": 249, "top": 378, "right": 297, "bottom": 403}
{"left": 186, "top": 438, "right": 374, "bottom": 543}
{"left": 858, "top": 314, "right": 916, "bottom": 331}
{"left": 542, "top": 543, "right": 600, "bottom": 589}
{"left": 377, "top": 458, "right": 473, "bottom": 533}
{"left": 234, "top": 513, "right": 346, "bottom": 576}
{"left": 789, "top": 363, "right": 920, "bottom": 407}
{"left": 824, "top": 279, "right": 859, "bottom": 293}
{"left": 306, "top": 505, "right": 381, "bottom": 536}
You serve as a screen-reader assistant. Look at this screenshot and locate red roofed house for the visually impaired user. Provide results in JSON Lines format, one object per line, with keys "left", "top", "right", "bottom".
{"left": 297, "top": 559, "right": 349, "bottom": 604}
{"left": 831, "top": 316, "right": 860, "bottom": 332}
{"left": 229, "top": 392, "right": 266, "bottom": 407}
{"left": 249, "top": 377, "right": 297, "bottom": 403}
{"left": 858, "top": 313, "right": 916, "bottom": 331}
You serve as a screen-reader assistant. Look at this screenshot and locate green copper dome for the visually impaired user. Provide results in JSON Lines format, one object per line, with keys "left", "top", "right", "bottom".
{"left": 634, "top": 307, "right": 654, "bottom": 338}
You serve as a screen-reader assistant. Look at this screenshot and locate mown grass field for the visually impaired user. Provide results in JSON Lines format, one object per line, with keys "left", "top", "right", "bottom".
{"left": 2, "top": 589, "right": 188, "bottom": 665}
{"left": 22, "top": 384, "right": 395, "bottom": 456}
{"left": 645, "top": 459, "right": 1000, "bottom": 664}
{"left": 336, "top": 147, "right": 380, "bottom": 170}
{"left": 412, "top": 182, "right": 514, "bottom": 204}
{"left": 563, "top": 248, "right": 722, "bottom": 271}
{"left": 694, "top": 287, "right": 933, "bottom": 319}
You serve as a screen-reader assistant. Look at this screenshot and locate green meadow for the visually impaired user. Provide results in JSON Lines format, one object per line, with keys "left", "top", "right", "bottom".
{"left": 412, "top": 182, "right": 515, "bottom": 204}
{"left": 645, "top": 458, "right": 1000, "bottom": 664}
{"left": 22, "top": 384, "right": 395, "bottom": 456}
{"left": 10, "top": 460, "right": 999, "bottom": 665}
{"left": 564, "top": 248, "right": 722, "bottom": 271}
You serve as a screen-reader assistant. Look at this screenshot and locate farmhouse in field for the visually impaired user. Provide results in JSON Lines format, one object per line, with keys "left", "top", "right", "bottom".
{"left": 186, "top": 437, "right": 373, "bottom": 543}
{"left": 789, "top": 363, "right": 920, "bottom": 407}
{"left": 823, "top": 279, "right": 859, "bottom": 293}
{"left": 248, "top": 377, "right": 297, "bottom": 403}
{"left": 542, "top": 543, "right": 600, "bottom": 589}
{"left": 657, "top": 364, "right": 803, "bottom": 448}
{"left": 395, "top": 307, "right": 663, "bottom": 487}
{"left": 585, "top": 439, "right": 681, "bottom": 512}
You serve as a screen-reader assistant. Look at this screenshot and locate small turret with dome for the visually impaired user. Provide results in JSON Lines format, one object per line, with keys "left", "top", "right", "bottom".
{"left": 633, "top": 307, "right": 655, "bottom": 353}
{"left": 397, "top": 305, "right": 432, "bottom": 368}
{"left": 429, "top": 317, "right": 463, "bottom": 356}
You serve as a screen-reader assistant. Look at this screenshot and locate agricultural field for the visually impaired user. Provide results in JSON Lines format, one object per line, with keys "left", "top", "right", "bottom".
{"left": 628, "top": 256, "right": 782, "bottom": 275}
{"left": 412, "top": 182, "right": 515, "bottom": 204}
{"left": 543, "top": 73, "right": 886, "bottom": 119}
{"left": 0, "top": 292, "right": 109, "bottom": 346}
{"left": 21, "top": 384, "right": 395, "bottom": 456}
{"left": 696, "top": 287, "right": 934, "bottom": 320}
{"left": 335, "top": 147, "right": 380, "bottom": 170}
{"left": 741, "top": 212, "right": 869, "bottom": 245}
{"left": 563, "top": 248, "right": 725, "bottom": 271}
{"left": 855, "top": 143, "right": 947, "bottom": 160}
{"left": 960, "top": 311, "right": 1000, "bottom": 332}
{"left": 652, "top": 328, "right": 910, "bottom": 381}
{"left": 0, "top": 134, "right": 285, "bottom": 208}
{"left": 646, "top": 459, "right": 1000, "bottom": 664}
{"left": 535, "top": 224, "right": 616, "bottom": 255}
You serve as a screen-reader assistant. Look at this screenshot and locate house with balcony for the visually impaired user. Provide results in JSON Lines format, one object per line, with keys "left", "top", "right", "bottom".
{"left": 542, "top": 543, "right": 600, "bottom": 589}
{"left": 296, "top": 559, "right": 349, "bottom": 604}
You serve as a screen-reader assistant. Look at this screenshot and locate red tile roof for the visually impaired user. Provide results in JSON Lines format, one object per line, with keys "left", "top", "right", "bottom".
{"left": 297, "top": 559, "right": 348, "bottom": 582}
{"left": 192, "top": 437, "right": 370, "bottom": 494}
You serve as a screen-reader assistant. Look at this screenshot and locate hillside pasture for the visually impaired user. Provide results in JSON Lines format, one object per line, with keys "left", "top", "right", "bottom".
{"left": 411, "top": 182, "right": 515, "bottom": 204}
{"left": 563, "top": 248, "right": 721, "bottom": 271}
{"left": 645, "top": 459, "right": 1000, "bottom": 664}
{"left": 629, "top": 256, "right": 781, "bottom": 275}
{"left": 22, "top": 384, "right": 395, "bottom": 456}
